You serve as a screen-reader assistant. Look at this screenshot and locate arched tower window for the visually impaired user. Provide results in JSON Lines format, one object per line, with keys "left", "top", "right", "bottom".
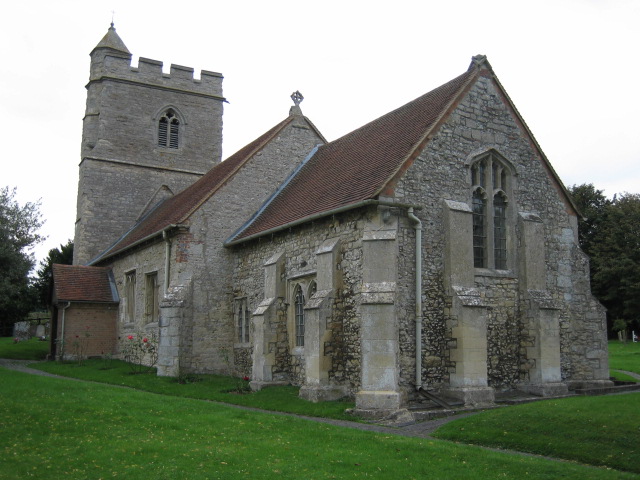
{"left": 470, "top": 151, "right": 512, "bottom": 270}
{"left": 294, "top": 285, "right": 305, "bottom": 347}
{"left": 158, "top": 110, "right": 180, "bottom": 149}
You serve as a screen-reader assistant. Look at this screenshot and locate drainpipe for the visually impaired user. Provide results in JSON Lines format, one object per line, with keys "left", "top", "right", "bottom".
{"left": 59, "top": 301, "right": 71, "bottom": 360}
{"left": 407, "top": 208, "right": 423, "bottom": 391}
{"left": 163, "top": 230, "right": 171, "bottom": 293}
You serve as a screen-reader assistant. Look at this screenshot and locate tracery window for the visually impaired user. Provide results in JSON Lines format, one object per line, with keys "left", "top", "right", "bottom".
{"left": 158, "top": 110, "right": 180, "bottom": 149}
{"left": 294, "top": 285, "right": 305, "bottom": 347}
{"left": 235, "top": 298, "right": 250, "bottom": 344}
{"left": 470, "top": 152, "right": 511, "bottom": 270}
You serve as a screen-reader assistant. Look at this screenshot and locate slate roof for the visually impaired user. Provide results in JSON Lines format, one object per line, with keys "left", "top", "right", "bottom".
{"left": 52, "top": 264, "right": 118, "bottom": 303}
{"left": 91, "top": 114, "right": 312, "bottom": 263}
{"left": 226, "top": 65, "right": 478, "bottom": 244}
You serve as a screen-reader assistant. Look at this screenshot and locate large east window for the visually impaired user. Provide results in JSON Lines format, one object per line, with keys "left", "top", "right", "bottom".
{"left": 470, "top": 152, "right": 511, "bottom": 270}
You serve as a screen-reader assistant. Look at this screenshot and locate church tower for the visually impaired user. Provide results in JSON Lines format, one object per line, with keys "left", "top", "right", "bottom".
{"left": 74, "top": 24, "right": 225, "bottom": 265}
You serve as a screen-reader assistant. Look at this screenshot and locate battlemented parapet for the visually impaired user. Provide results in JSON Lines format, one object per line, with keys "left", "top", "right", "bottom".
{"left": 74, "top": 24, "right": 225, "bottom": 265}
{"left": 90, "top": 53, "right": 224, "bottom": 98}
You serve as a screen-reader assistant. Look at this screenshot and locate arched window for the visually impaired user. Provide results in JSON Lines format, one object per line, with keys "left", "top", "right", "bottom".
{"left": 235, "top": 298, "right": 250, "bottom": 344}
{"left": 158, "top": 110, "right": 180, "bottom": 149}
{"left": 294, "top": 285, "right": 305, "bottom": 347}
{"left": 470, "top": 152, "right": 511, "bottom": 270}
{"left": 308, "top": 281, "right": 317, "bottom": 299}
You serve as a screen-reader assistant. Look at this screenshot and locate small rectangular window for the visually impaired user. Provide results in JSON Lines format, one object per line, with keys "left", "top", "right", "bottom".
{"left": 125, "top": 271, "right": 136, "bottom": 323}
{"left": 145, "top": 272, "right": 159, "bottom": 323}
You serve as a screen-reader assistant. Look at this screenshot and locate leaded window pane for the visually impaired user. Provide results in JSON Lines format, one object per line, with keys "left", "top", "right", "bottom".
{"left": 472, "top": 191, "right": 487, "bottom": 268}
{"left": 494, "top": 194, "right": 507, "bottom": 269}
{"left": 294, "top": 286, "right": 305, "bottom": 347}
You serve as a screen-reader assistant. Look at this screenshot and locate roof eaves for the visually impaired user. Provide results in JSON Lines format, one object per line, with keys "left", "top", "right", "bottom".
{"left": 90, "top": 223, "right": 188, "bottom": 266}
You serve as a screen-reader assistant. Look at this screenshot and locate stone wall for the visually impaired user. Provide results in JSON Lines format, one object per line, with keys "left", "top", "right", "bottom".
{"left": 75, "top": 46, "right": 224, "bottom": 265}
{"left": 391, "top": 73, "right": 608, "bottom": 397}
{"left": 231, "top": 210, "right": 371, "bottom": 395}
{"left": 103, "top": 116, "right": 324, "bottom": 376}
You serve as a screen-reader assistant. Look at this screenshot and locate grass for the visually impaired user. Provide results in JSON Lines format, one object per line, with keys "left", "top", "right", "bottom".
{"left": 608, "top": 340, "right": 640, "bottom": 374}
{"left": 0, "top": 336, "right": 49, "bottom": 360}
{"left": 610, "top": 370, "right": 639, "bottom": 383}
{"left": 0, "top": 367, "right": 633, "bottom": 480}
{"left": 29, "top": 358, "right": 355, "bottom": 421}
{"left": 433, "top": 393, "right": 640, "bottom": 474}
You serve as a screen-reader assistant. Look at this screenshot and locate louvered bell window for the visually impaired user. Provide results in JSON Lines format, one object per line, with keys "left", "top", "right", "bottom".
{"left": 158, "top": 111, "right": 179, "bottom": 149}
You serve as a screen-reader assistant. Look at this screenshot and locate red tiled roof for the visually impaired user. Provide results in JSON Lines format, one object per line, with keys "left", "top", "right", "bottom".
{"left": 52, "top": 264, "right": 118, "bottom": 303}
{"left": 92, "top": 115, "right": 299, "bottom": 263}
{"left": 228, "top": 67, "right": 477, "bottom": 242}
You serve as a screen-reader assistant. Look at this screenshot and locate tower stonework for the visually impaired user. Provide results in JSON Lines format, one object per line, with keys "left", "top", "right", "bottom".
{"left": 74, "top": 24, "right": 225, "bottom": 265}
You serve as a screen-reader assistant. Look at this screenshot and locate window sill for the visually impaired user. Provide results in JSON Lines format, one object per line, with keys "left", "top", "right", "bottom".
{"left": 474, "top": 268, "right": 516, "bottom": 279}
{"left": 234, "top": 342, "right": 251, "bottom": 349}
{"left": 292, "top": 346, "right": 304, "bottom": 356}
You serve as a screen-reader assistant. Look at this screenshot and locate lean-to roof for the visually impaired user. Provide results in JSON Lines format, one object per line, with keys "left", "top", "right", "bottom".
{"left": 52, "top": 264, "right": 118, "bottom": 303}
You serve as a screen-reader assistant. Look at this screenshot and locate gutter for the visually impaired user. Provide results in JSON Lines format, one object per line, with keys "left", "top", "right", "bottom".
{"left": 163, "top": 230, "right": 171, "bottom": 293}
{"left": 90, "top": 224, "right": 187, "bottom": 265}
{"left": 59, "top": 301, "right": 71, "bottom": 360}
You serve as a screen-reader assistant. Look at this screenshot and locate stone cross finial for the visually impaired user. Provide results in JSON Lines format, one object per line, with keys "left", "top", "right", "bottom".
{"left": 291, "top": 91, "right": 304, "bottom": 106}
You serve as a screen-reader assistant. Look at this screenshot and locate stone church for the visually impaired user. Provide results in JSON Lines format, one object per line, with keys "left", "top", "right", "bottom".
{"left": 52, "top": 24, "right": 612, "bottom": 415}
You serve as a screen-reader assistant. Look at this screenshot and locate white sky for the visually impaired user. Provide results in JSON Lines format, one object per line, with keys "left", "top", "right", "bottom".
{"left": 2, "top": 0, "right": 639, "bottom": 266}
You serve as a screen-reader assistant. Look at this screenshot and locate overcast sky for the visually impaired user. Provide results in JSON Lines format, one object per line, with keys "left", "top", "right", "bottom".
{"left": 2, "top": 0, "right": 639, "bottom": 265}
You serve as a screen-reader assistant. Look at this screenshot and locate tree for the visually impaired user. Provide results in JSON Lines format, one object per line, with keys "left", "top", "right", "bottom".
{"left": 570, "top": 185, "right": 640, "bottom": 337}
{"left": 0, "top": 186, "right": 45, "bottom": 336}
{"left": 32, "top": 240, "right": 74, "bottom": 310}
{"left": 591, "top": 193, "right": 640, "bottom": 335}
{"left": 568, "top": 183, "right": 610, "bottom": 258}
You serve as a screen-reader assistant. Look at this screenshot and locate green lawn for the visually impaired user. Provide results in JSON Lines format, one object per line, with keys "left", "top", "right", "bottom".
{"left": 30, "top": 358, "right": 355, "bottom": 421}
{"left": 0, "top": 368, "right": 632, "bottom": 480}
{"left": 609, "top": 340, "right": 640, "bottom": 374}
{"left": 0, "top": 336, "right": 49, "bottom": 360}
{"left": 433, "top": 393, "right": 640, "bottom": 474}
{"left": 610, "top": 369, "right": 639, "bottom": 382}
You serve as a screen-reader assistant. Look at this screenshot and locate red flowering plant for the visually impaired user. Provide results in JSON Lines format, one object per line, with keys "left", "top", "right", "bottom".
{"left": 121, "top": 331, "right": 158, "bottom": 374}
